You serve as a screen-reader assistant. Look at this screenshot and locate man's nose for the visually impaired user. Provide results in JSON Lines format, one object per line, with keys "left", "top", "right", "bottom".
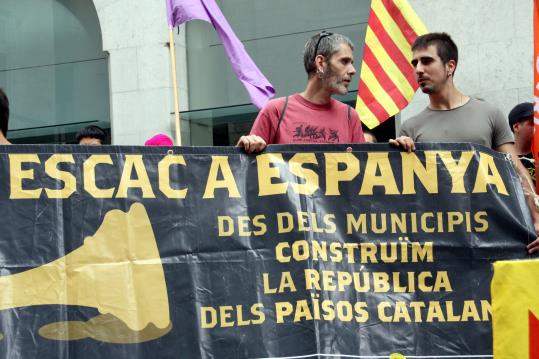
{"left": 348, "top": 64, "right": 356, "bottom": 76}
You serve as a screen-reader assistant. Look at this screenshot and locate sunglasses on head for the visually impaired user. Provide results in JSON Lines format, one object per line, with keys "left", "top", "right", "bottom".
{"left": 314, "top": 31, "right": 334, "bottom": 56}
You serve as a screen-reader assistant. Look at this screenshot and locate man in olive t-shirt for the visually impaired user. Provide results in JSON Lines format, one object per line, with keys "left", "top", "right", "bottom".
{"left": 389, "top": 32, "right": 539, "bottom": 254}
{"left": 400, "top": 97, "right": 513, "bottom": 149}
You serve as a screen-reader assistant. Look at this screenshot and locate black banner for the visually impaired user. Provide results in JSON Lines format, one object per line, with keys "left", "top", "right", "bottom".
{"left": 0, "top": 143, "right": 535, "bottom": 358}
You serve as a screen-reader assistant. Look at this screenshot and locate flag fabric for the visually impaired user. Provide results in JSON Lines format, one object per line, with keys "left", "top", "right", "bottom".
{"left": 491, "top": 259, "right": 539, "bottom": 359}
{"left": 166, "top": 0, "right": 275, "bottom": 109}
{"left": 356, "top": 0, "right": 428, "bottom": 129}
{"left": 533, "top": 0, "right": 539, "bottom": 192}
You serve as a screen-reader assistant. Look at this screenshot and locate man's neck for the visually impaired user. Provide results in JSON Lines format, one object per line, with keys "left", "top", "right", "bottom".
{"left": 0, "top": 133, "right": 10, "bottom": 145}
{"left": 515, "top": 138, "right": 532, "bottom": 156}
{"left": 428, "top": 84, "right": 469, "bottom": 110}
{"left": 300, "top": 79, "right": 333, "bottom": 105}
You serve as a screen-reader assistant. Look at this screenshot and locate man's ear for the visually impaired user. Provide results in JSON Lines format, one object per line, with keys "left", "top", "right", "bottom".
{"left": 315, "top": 54, "right": 326, "bottom": 72}
{"left": 446, "top": 59, "right": 457, "bottom": 77}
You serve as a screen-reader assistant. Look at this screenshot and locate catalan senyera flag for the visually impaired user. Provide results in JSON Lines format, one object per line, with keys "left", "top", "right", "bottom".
{"left": 356, "top": 0, "right": 428, "bottom": 129}
{"left": 492, "top": 259, "right": 539, "bottom": 359}
{"left": 533, "top": 0, "right": 539, "bottom": 192}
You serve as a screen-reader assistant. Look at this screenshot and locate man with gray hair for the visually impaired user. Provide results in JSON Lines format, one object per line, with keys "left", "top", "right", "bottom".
{"left": 237, "top": 31, "right": 365, "bottom": 152}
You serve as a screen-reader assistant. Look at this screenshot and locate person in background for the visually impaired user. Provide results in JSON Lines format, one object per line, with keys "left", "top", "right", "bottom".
{"left": 508, "top": 102, "right": 535, "bottom": 188}
{"left": 0, "top": 89, "right": 11, "bottom": 145}
{"left": 364, "top": 131, "right": 377, "bottom": 144}
{"left": 144, "top": 134, "right": 174, "bottom": 146}
{"left": 76, "top": 125, "right": 106, "bottom": 145}
{"left": 236, "top": 31, "right": 365, "bottom": 153}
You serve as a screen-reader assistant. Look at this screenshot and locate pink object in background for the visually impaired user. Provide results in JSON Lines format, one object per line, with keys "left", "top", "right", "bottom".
{"left": 144, "top": 134, "right": 174, "bottom": 146}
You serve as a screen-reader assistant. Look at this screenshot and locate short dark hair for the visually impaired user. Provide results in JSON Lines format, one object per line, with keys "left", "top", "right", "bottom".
{"left": 508, "top": 102, "right": 534, "bottom": 132}
{"left": 303, "top": 32, "right": 354, "bottom": 77}
{"left": 412, "top": 32, "right": 458, "bottom": 70}
{"left": 0, "top": 88, "right": 9, "bottom": 137}
{"left": 76, "top": 125, "right": 106, "bottom": 144}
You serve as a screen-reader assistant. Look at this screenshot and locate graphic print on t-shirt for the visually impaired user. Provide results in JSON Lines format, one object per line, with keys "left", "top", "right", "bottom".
{"left": 292, "top": 123, "right": 339, "bottom": 143}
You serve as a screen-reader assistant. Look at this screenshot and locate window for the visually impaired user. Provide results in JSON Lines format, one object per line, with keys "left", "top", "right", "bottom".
{"left": 0, "top": 0, "right": 110, "bottom": 144}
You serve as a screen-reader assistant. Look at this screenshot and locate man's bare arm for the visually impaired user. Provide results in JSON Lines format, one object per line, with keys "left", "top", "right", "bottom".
{"left": 496, "top": 142, "right": 539, "bottom": 254}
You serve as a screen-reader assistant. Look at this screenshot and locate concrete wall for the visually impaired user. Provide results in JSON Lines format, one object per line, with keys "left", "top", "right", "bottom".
{"left": 401, "top": 0, "right": 533, "bottom": 128}
{"left": 185, "top": 0, "right": 370, "bottom": 110}
{"left": 0, "top": 0, "right": 109, "bottom": 139}
{"left": 182, "top": 0, "right": 371, "bottom": 145}
{"left": 92, "top": 0, "right": 189, "bottom": 145}
{"left": 91, "top": 0, "right": 532, "bottom": 143}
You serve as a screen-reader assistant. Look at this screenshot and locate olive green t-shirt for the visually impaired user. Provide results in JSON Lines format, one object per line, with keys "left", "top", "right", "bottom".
{"left": 400, "top": 98, "right": 514, "bottom": 149}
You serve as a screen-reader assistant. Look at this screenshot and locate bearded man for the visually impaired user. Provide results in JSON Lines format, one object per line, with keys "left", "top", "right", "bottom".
{"left": 237, "top": 31, "right": 365, "bottom": 153}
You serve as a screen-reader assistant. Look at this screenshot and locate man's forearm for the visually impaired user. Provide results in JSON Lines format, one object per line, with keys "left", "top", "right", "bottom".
{"left": 510, "top": 152, "right": 539, "bottom": 227}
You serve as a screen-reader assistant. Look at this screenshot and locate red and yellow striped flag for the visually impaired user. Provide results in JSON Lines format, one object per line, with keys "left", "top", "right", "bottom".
{"left": 356, "top": 0, "right": 428, "bottom": 129}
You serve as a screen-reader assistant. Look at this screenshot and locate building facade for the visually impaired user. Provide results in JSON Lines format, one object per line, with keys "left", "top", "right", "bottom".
{"left": 0, "top": 0, "right": 533, "bottom": 145}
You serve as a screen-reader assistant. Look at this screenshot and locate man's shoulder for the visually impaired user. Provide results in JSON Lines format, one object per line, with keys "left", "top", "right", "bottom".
{"left": 399, "top": 106, "right": 434, "bottom": 137}
{"left": 466, "top": 98, "right": 501, "bottom": 114}
{"left": 403, "top": 107, "right": 431, "bottom": 127}
{"left": 405, "top": 98, "right": 501, "bottom": 122}
{"left": 463, "top": 98, "right": 507, "bottom": 127}
{"left": 329, "top": 97, "right": 350, "bottom": 110}
{"left": 262, "top": 96, "right": 288, "bottom": 109}
{"left": 256, "top": 96, "right": 291, "bottom": 121}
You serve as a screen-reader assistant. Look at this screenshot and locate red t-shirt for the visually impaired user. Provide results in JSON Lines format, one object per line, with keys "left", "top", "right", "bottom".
{"left": 249, "top": 94, "right": 365, "bottom": 144}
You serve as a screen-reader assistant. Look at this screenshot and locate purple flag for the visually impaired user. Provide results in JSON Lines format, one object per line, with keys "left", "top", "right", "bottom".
{"left": 166, "top": 0, "right": 275, "bottom": 109}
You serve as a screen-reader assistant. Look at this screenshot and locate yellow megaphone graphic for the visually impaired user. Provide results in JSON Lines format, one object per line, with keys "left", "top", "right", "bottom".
{"left": 0, "top": 203, "right": 171, "bottom": 343}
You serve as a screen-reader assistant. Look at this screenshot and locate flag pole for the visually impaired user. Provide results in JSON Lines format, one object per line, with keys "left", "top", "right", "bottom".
{"left": 169, "top": 28, "right": 182, "bottom": 146}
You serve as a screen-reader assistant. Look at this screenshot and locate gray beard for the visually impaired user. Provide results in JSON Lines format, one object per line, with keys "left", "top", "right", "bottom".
{"left": 322, "top": 67, "right": 347, "bottom": 94}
